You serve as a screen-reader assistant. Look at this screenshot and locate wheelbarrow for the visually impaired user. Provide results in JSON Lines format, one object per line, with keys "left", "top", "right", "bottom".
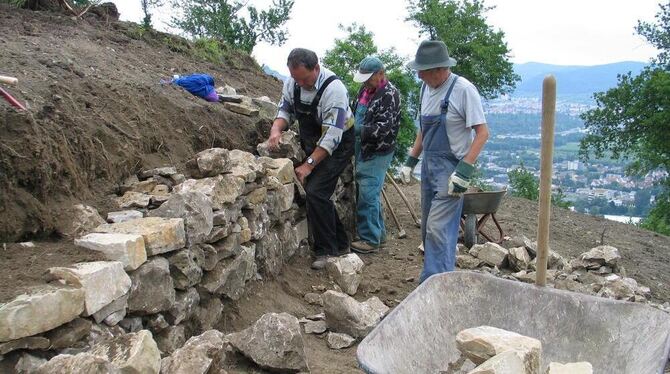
{"left": 357, "top": 271, "right": 670, "bottom": 374}
{"left": 460, "top": 188, "right": 507, "bottom": 248}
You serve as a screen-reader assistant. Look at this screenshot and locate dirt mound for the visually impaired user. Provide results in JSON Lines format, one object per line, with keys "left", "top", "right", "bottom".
{"left": 0, "top": 4, "right": 282, "bottom": 241}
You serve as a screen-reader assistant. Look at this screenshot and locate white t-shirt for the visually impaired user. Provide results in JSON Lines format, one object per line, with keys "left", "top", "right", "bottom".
{"left": 421, "top": 74, "right": 486, "bottom": 159}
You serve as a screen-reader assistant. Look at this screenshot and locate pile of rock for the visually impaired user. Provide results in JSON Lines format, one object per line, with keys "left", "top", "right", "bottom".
{"left": 0, "top": 135, "right": 323, "bottom": 372}
{"left": 456, "top": 237, "right": 664, "bottom": 310}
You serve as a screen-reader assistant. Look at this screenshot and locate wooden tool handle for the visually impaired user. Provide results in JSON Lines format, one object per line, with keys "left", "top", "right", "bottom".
{"left": 0, "top": 76, "right": 18, "bottom": 85}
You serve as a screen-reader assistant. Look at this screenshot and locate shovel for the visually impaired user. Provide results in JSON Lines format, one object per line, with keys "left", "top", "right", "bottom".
{"left": 382, "top": 186, "right": 406, "bottom": 239}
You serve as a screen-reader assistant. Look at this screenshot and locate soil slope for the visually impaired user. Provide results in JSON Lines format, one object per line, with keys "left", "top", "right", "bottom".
{"left": 0, "top": 4, "right": 281, "bottom": 241}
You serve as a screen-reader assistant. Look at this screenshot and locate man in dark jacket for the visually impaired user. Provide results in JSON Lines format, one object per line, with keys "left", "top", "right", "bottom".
{"left": 350, "top": 57, "right": 401, "bottom": 254}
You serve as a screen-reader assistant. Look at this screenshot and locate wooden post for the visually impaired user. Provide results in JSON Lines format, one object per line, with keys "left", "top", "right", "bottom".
{"left": 536, "top": 75, "right": 556, "bottom": 286}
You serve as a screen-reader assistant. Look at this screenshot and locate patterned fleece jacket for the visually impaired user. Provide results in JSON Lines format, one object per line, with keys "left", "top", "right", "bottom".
{"left": 353, "top": 81, "right": 401, "bottom": 161}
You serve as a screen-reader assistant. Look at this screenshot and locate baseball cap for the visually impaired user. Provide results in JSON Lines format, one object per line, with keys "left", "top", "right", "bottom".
{"left": 353, "top": 56, "right": 384, "bottom": 83}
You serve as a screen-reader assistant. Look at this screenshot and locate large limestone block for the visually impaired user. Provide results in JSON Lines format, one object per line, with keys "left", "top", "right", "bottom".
{"left": 322, "top": 291, "right": 389, "bottom": 339}
{"left": 166, "top": 249, "right": 204, "bottom": 290}
{"left": 90, "top": 330, "right": 161, "bottom": 374}
{"left": 468, "top": 349, "right": 528, "bottom": 374}
{"left": 96, "top": 217, "right": 186, "bottom": 256}
{"left": 35, "top": 353, "right": 119, "bottom": 374}
{"left": 228, "top": 313, "right": 308, "bottom": 373}
{"left": 277, "top": 183, "right": 295, "bottom": 212}
{"left": 456, "top": 326, "right": 541, "bottom": 373}
{"left": 473, "top": 243, "right": 509, "bottom": 268}
{"left": 0, "top": 286, "right": 84, "bottom": 342}
{"left": 75, "top": 233, "right": 147, "bottom": 270}
{"left": 160, "top": 330, "right": 227, "bottom": 374}
{"left": 174, "top": 175, "right": 245, "bottom": 209}
{"left": 186, "top": 148, "right": 231, "bottom": 178}
{"left": 127, "top": 257, "right": 176, "bottom": 314}
{"left": 256, "top": 131, "right": 305, "bottom": 162}
{"left": 165, "top": 288, "right": 200, "bottom": 325}
{"left": 57, "top": 204, "right": 106, "bottom": 238}
{"left": 258, "top": 157, "right": 295, "bottom": 184}
{"left": 201, "top": 245, "right": 256, "bottom": 300}
{"left": 326, "top": 254, "right": 365, "bottom": 296}
{"left": 46, "top": 317, "right": 92, "bottom": 349}
{"left": 580, "top": 245, "right": 621, "bottom": 267}
{"left": 150, "top": 191, "right": 214, "bottom": 246}
{"left": 255, "top": 231, "right": 283, "bottom": 277}
{"left": 48, "top": 261, "right": 131, "bottom": 315}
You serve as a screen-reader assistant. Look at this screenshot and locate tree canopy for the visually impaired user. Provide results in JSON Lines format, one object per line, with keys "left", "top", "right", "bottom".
{"left": 322, "top": 24, "right": 420, "bottom": 165}
{"left": 406, "top": 0, "right": 518, "bottom": 99}
{"left": 579, "top": 2, "right": 670, "bottom": 235}
{"left": 172, "top": 0, "right": 294, "bottom": 53}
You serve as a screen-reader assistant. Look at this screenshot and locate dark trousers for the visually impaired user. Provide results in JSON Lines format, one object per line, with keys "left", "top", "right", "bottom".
{"left": 304, "top": 130, "right": 354, "bottom": 256}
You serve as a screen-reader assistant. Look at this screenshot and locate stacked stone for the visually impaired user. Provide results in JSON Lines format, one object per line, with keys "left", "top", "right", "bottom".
{"left": 0, "top": 140, "right": 310, "bottom": 371}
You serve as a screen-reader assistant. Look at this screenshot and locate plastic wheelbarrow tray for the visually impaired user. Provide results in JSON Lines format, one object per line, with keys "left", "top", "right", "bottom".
{"left": 357, "top": 272, "right": 670, "bottom": 374}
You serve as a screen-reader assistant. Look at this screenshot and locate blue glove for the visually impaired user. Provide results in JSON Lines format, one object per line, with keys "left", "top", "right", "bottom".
{"left": 448, "top": 160, "right": 475, "bottom": 195}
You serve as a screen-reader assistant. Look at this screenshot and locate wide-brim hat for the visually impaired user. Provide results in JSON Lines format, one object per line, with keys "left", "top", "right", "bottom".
{"left": 407, "top": 40, "right": 457, "bottom": 71}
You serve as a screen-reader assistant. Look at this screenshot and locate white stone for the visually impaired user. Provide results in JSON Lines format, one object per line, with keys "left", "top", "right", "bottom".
{"left": 326, "top": 254, "right": 365, "bottom": 296}
{"left": 456, "top": 326, "right": 541, "bottom": 372}
{"left": 0, "top": 286, "right": 84, "bottom": 342}
{"left": 48, "top": 261, "right": 131, "bottom": 316}
{"left": 259, "top": 157, "right": 295, "bottom": 184}
{"left": 546, "top": 361, "right": 593, "bottom": 374}
{"left": 115, "top": 191, "right": 152, "bottom": 209}
{"left": 474, "top": 243, "right": 509, "bottom": 268}
{"left": 161, "top": 330, "right": 226, "bottom": 374}
{"left": 75, "top": 233, "right": 147, "bottom": 271}
{"left": 95, "top": 217, "right": 186, "bottom": 256}
{"left": 326, "top": 332, "right": 356, "bottom": 349}
{"left": 468, "top": 350, "right": 528, "bottom": 374}
{"left": 90, "top": 330, "right": 161, "bottom": 374}
{"left": 106, "top": 210, "right": 144, "bottom": 223}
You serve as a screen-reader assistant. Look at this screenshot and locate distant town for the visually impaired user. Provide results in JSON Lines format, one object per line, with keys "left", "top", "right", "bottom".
{"left": 480, "top": 96, "right": 665, "bottom": 223}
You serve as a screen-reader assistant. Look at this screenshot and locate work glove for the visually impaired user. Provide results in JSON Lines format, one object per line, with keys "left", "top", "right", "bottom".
{"left": 400, "top": 155, "right": 419, "bottom": 184}
{"left": 447, "top": 160, "right": 475, "bottom": 196}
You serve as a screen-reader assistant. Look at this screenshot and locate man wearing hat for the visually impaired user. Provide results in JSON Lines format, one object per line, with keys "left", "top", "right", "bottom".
{"left": 350, "top": 57, "right": 401, "bottom": 254}
{"left": 400, "top": 40, "right": 489, "bottom": 282}
{"left": 267, "top": 48, "right": 355, "bottom": 270}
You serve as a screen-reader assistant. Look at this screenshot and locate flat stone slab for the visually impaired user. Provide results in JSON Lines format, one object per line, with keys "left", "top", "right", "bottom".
{"left": 0, "top": 285, "right": 85, "bottom": 342}
{"left": 95, "top": 217, "right": 185, "bottom": 256}
{"left": 48, "top": 261, "right": 131, "bottom": 315}
{"left": 75, "top": 233, "right": 147, "bottom": 271}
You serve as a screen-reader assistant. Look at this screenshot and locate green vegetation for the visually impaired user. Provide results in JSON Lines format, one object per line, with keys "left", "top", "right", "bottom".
{"left": 406, "top": 0, "right": 519, "bottom": 99}
{"left": 322, "top": 24, "right": 420, "bottom": 165}
{"left": 171, "top": 0, "right": 294, "bottom": 53}
{"left": 508, "top": 164, "right": 570, "bottom": 208}
{"left": 579, "top": 2, "right": 670, "bottom": 235}
{"left": 141, "top": 0, "right": 163, "bottom": 29}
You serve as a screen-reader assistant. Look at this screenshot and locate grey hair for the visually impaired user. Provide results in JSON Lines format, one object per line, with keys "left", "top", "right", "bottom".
{"left": 287, "top": 48, "right": 319, "bottom": 70}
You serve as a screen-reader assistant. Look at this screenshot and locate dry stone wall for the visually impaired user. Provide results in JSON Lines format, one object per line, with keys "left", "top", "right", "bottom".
{"left": 0, "top": 134, "right": 332, "bottom": 372}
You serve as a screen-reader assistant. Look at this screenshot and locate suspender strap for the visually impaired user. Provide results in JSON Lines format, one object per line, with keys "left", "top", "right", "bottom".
{"left": 293, "top": 75, "right": 339, "bottom": 113}
{"left": 440, "top": 74, "right": 459, "bottom": 114}
{"left": 311, "top": 75, "right": 338, "bottom": 108}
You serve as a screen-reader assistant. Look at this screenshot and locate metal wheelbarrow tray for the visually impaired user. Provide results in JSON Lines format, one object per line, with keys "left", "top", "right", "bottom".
{"left": 357, "top": 272, "right": 670, "bottom": 374}
{"left": 461, "top": 189, "right": 507, "bottom": 247}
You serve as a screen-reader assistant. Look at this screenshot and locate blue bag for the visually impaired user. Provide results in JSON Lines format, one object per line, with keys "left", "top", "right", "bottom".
{"left": 172, "top": 74, "right": 216, "bottom": 99}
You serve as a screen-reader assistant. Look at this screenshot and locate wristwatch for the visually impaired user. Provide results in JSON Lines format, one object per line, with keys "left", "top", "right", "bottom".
{"left": 306, "top": 157, "right": 315, "bottom": 167}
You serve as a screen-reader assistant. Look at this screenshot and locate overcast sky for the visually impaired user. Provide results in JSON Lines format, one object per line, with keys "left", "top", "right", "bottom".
{"left": 112, "top": 0, "right": 661, "bottom": 75}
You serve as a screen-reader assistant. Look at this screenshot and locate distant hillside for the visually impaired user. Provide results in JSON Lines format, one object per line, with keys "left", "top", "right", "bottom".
{"left": 262, "top": 64, "right": 287, "bottom": 81}
{"left": 513, "top": 61, "right": 647, "bottom": 99}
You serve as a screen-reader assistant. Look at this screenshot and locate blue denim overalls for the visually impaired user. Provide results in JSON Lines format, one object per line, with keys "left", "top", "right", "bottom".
{"left": 419, "top": 74, "right": 465, "bottom": 283}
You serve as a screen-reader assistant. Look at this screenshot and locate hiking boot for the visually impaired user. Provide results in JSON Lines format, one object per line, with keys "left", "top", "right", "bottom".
{"left": 311, "top": 256, "right": 328, "bottom": 270}
{"left": 351, "top": 240, "right": 379, "bottom": 254}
